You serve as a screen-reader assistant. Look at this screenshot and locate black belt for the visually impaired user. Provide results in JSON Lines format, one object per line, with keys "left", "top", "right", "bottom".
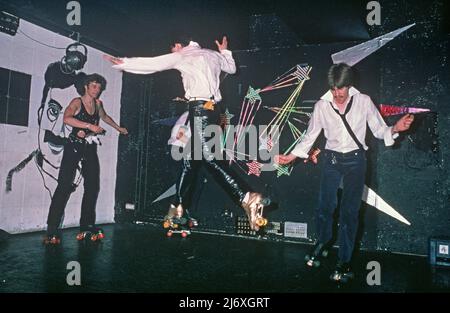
{"left": 188, "top": 100, "right": 208, "bottom": 105}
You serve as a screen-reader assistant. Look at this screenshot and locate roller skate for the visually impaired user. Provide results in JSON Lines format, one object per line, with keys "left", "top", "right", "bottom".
{"left": 241, "top": 192, "right": 271, "bottom": 231}
{"left": 164, "top": 204, "right": 193, "bottom": 237}
{"left": 304, "top": 242, "right": 330, "bottom": 268}
{"left": 329, "top": 261, "right": 354, "bottom": 283}
{"left": 43, "top": 234, "right": 61, "bottom": 245}
{"left": 76, "top": 226, "right": 105, "bottom": 242}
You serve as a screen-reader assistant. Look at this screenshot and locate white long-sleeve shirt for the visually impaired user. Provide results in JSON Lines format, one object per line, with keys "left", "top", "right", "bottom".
{"left": 112, "top": 41, "right": 236, "bottom": 102}
{"left": 291, "top": 87, "right": 398, "bottom": 158}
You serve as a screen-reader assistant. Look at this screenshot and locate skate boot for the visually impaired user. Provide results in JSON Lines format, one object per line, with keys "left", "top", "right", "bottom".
{"left": 43, "top": 234, "right": 61, "bottom": 245}
{"left": 241, "top": 192, "right": 271, "bottom": 231}
{"left": 163, "top": 204, "right": 177, "bottom": 229}
{"left": 76, "top": 226, "right": 105, "bottom": 242}
{"left": 329, "top": 261, "right": 354, "bottom": 283}
{"left": 304, "top": 242, "right": 330, "bottom": 268}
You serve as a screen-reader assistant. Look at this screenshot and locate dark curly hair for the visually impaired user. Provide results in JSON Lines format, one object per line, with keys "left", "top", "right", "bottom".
{"left": 84, "top": 73, "right": 106, "bottom": 91}
{"left": 76, "top": 73, "right": 107, "bottom": 96}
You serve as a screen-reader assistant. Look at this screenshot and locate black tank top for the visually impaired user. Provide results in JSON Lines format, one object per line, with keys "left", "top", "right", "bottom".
{"left": 71, "top": 97, "right": 100, "bottom": 136}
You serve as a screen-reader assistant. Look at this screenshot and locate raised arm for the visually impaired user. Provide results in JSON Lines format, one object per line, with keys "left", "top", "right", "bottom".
{"left": 215, "top": 36, "right": 236, "bottom": 74}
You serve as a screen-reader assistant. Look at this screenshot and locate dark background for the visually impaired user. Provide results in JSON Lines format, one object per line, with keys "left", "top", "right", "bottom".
{"left": 2, "top": 0, "right": 449, "bottom": 255}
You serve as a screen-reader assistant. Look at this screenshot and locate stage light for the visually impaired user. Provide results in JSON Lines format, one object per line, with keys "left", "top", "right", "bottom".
{"left": 0, "top": 11, "right": 19, "bottom": 36}
{"left": 61, "top": 42, "right": 88, "bottom": 74}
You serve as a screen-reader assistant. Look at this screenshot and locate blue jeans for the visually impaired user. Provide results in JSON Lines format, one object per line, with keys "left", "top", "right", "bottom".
{"left": 316, "top": 149, "right": 366, "bottom": 263}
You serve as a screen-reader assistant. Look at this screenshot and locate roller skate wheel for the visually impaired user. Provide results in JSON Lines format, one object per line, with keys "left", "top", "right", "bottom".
{"left": 44, "top": 237, "right": 60, "bottom": 245}
{"left": 76, "top": 233, "right": 85, "bottom": 241}
{"left": 330, "top": 272, "right": 344, "bottom": 282}
{"left": 173, "top": 224, "right": 179, "bottom": 229}
{"left": 97, "top": 232, "right": 105, "bottom": 240}
{"left": 256, "top": 218, "right": 266, "bottom": 227}
{"left": 90, "top": 234, "right": 98, "bottom": 241}
{"left": 163, "top": 221, "right": 170, "bottom": 228}
{"left": 181, "top": 231, "right": 188, "bottom": 238}
{"left": 166, "top": 231, "right": 173, "bottom": 237}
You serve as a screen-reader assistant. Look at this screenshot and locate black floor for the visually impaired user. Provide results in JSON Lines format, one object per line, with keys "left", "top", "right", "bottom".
{"left": 1, "top": 224, "right": 449, "bottom": 293}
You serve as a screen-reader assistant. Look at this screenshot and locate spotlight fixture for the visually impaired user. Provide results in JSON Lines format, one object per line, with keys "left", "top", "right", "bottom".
{"left": 61, "top": 42, "right": 88, "bottom": 74}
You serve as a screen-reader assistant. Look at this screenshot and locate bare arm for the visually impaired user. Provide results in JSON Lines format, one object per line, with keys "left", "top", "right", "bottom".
{"left": 97, "top": 100, "right": 128, "bottom": 135}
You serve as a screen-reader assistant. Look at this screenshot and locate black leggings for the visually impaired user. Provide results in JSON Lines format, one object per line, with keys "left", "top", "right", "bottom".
{"left": 46, "top": 142, "right": 100, "bottom": 234}
{"left": 176, "top": 101, "right": 247, "bottom": 211}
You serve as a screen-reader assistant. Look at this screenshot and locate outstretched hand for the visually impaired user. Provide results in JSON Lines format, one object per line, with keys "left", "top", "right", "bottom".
{"left": 275, "top": 148, "right": 320, "bottom": 166}
{"left": 118, "top": 127, "right": 128, "bottom": 135}
{"left": 304, "top": 148, "right": 321, "bottom": 164}
{"left": 215, "top": 36, "right": 229, "bottom": 51}
{"left": 103, "top": 54, "right": 124, "bottom": 65}
{"left": 393, "top": 114, "right": 414, "bottom": 133}
{"left": 274, "top": 154, "right": 297, "bottom": 165}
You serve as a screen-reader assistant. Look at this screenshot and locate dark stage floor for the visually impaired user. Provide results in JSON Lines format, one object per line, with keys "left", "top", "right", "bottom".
{"left": 1, "top": 224, "right": 449, "bottom": 293}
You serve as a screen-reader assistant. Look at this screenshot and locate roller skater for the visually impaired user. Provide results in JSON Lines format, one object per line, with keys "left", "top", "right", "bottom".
{"left": 275, "top": 63, "right": 414, "bottom": 280}
{"left": 106, "top": 36, "right": 271, "bottom": 231}
{"left": 44, "top": 74, "right": 127, "bottom": 245}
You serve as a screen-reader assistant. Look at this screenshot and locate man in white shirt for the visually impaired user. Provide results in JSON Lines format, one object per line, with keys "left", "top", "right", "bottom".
{"left": 105, "top": 37, "right": 269, "bottom": 231}
{"left": 276, "top": 63, "right": 414, "bottom": 282}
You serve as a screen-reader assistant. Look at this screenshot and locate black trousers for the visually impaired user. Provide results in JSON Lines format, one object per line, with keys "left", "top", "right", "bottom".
{"left": 175, "top": 101, "right": 247, "bottom": 211}
{"left": 46, "top": 141, "right": 100, "bottom": 234}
